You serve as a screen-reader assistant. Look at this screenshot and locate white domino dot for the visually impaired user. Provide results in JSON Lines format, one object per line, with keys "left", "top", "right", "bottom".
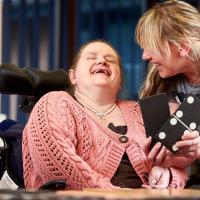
{"left": 187, "top": 96, "right": 194, "bottom": 104}
{"left": 170, "top": 118, "right": 177, "bottom": 125}
{"left": 172, "top": 145, "right": 179, "bottom": 152}
{"left": 159, "top": 132, "right": 166, "bottom": 140}
{"left": 184, "top": 130, "right": 190, "bottom": 135}
{"left": 189, "top": 122, "right": 196, "bottom": 130}
{"left": 176, "top": 110, "right": 183, "bottom": 118}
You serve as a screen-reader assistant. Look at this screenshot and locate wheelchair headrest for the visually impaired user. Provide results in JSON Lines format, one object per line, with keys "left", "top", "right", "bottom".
{"left": 0, "top": 63, "right": 33, "bottom": 95}
{"left": 0, "top": 63, "right": 70, "bottom": 96}
{"left": 0, "top": 63, "right": 70, "bottom": 113}
{"left": 23, "top": 67, "right": 69, "bottom": 97}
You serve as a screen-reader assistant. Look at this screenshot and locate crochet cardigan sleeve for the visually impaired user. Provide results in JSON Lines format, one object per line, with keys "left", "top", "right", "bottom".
{"left": 22, "top": 91, "right": 118, "bottom": 190}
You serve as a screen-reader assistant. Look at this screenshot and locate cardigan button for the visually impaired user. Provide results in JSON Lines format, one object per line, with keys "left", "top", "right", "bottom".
{"left": 119, "top": 135, "right": 128, "bottom": 143}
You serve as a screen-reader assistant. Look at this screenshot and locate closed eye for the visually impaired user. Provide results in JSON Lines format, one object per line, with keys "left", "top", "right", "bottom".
{"left": 86, "top": 56, "right": 96, "bottom": 60}
{"left": 85, "top": 52, "right": 97, "bottom": 60}
{"left": 105, "top": 56, "right": 117, "bottom": 64}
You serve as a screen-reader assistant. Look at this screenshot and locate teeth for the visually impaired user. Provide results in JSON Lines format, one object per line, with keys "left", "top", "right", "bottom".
{"left": 94, "top": 69, "right": 109, "bottom": 75}
{"left": 103, "top": 70, "right": 109, "bottom": 75}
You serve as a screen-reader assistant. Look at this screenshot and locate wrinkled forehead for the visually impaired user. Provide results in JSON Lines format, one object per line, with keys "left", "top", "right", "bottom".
{"left": 81, "top": 42, "right": 118, "bottom": 58}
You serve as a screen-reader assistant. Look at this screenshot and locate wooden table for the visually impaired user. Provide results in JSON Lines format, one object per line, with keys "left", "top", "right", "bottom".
{"left": 57, "top": 189, "right": 200, "bottom": 199}
{"left": 0, "top": 189, "right": 200, "bottom": 199}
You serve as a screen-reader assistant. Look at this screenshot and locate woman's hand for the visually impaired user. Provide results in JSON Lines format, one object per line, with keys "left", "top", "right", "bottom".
{"left": 175, "top": 130, "right": 200, "bottom": 160}
{"left": 148, "top": 141, "right": 168, "bottom": 165}
{"left": 145, "top": 137, "right": 194, "bottom": 168}
{"left": 142, "top": 166, "right": 170, "bottom": 189}
{"left": 145, "top": 137, "right": 169, "bottom": 165}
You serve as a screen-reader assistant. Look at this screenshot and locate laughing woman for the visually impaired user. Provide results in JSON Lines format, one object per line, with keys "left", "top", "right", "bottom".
{"left": 22, "top": 40, "right": 187, "bottom": 190}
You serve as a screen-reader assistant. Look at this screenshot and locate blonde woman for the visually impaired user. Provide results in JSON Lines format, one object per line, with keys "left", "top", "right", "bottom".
{"left": 135, "top": 0, "right": 200, "bottom": 186}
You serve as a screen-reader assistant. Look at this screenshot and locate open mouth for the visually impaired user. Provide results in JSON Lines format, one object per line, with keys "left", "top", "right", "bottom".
{"left": 92, "top": 68, "right": 111, "bottom": 76}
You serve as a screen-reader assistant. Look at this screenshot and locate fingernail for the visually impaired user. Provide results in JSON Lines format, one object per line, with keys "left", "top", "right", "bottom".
{"left": 183, "top": 130, "right": 190, "bottom": 135}
{"left": 157, "top": 142, "right": 161, "bottom": 147}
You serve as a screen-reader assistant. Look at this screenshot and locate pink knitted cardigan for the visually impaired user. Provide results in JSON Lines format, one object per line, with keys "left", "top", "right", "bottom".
{"left": 22, "top": 91, "right": 187, "bottom": 190}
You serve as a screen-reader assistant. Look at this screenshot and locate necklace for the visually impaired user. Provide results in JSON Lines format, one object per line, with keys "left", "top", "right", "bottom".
{"left": 74, "top": 94, "right": 116, "bottom": 120}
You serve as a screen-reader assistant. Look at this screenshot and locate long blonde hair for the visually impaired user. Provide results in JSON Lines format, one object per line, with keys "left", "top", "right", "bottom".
{"left": 135, "top": 0, "right": 200, "bottom": 98}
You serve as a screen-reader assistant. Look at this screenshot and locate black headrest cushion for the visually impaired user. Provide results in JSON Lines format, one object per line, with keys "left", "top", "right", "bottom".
{"left": 23, "top": 67, "right": 69, "bottom": 97}
{"left": 0, "top": 63, "right": 32, "bottom": 95}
